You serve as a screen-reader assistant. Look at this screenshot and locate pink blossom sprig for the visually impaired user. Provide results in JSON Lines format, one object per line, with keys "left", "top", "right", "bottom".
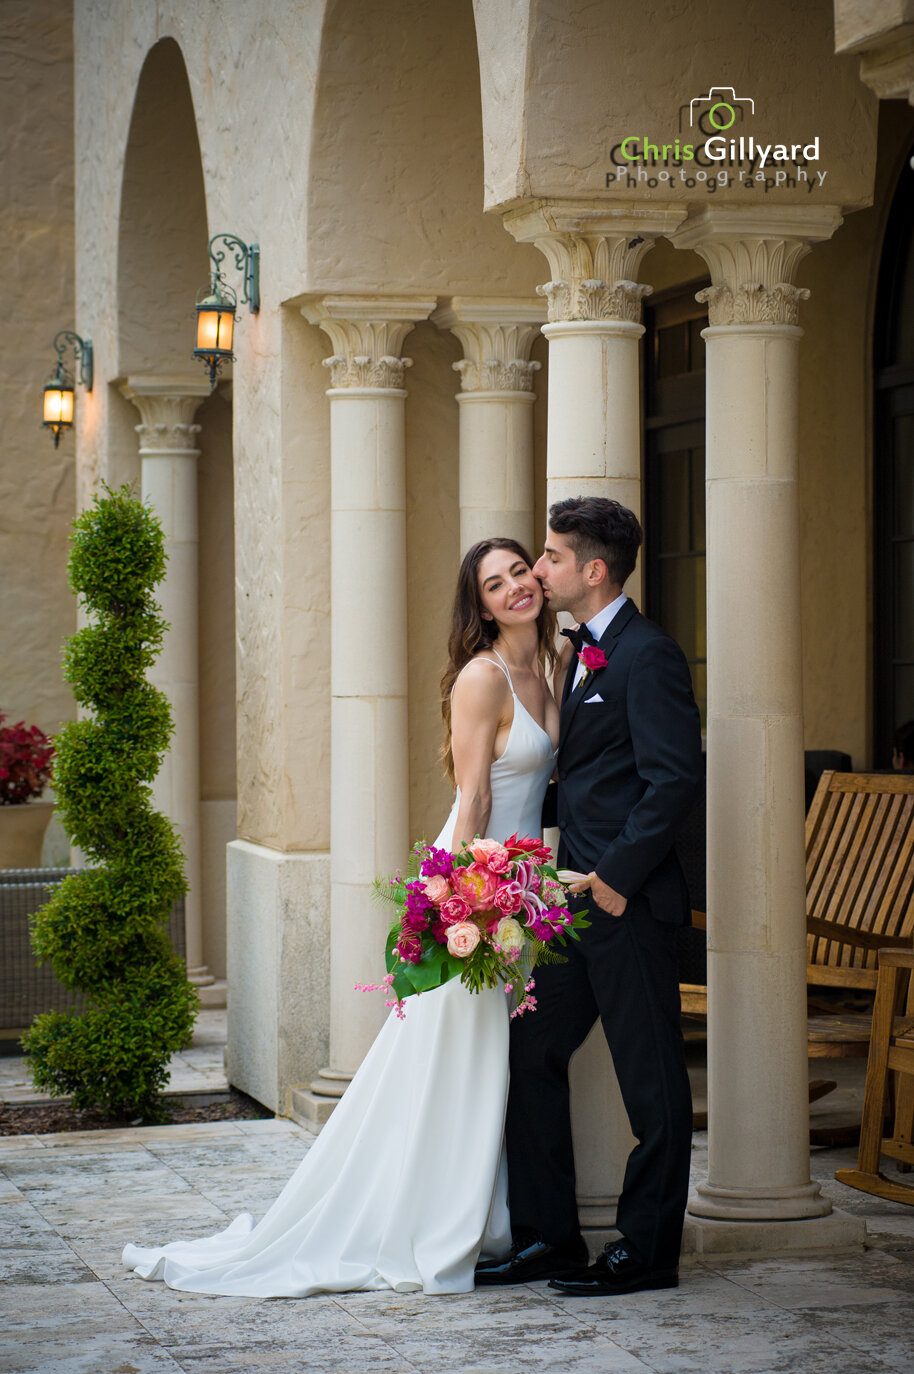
{"left": 510, "top": 977, "right": 538, "bottom": 1019}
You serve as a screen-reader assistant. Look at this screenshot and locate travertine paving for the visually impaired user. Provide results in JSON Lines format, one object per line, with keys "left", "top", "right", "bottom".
{"left": 1, "top": 1118, "right": 913, "bottom": 1374}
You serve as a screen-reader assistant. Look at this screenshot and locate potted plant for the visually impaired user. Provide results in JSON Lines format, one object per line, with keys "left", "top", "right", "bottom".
{"left": 0, "top": 713, "right": 55, "bottom": 867}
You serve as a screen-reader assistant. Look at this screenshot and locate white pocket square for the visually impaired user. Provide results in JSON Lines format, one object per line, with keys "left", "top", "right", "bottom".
{"left": 584, "top": 693, "right": 604, "bottom": 703}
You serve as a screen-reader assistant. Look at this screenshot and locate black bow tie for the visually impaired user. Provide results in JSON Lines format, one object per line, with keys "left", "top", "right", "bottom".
{"left": 561, "top": 624, "right": 597, "bottom": 653}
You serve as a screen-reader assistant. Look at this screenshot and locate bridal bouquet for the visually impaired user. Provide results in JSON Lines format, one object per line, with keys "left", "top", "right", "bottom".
{"left": 366, "top": 834, "right": 589, "bottom": 1017}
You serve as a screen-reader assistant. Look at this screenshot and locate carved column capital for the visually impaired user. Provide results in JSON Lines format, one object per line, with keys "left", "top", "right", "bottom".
{"left": 120, "top": 376, "right": 210, "bottom": 454}
{"left": 432, "top": 297, "right": 544, "bottom": 392}
{"left": 503, "top": 200, "right": 687, "bottom": 323}
{"left": 301, "top": 295, "right": 436, "bottom": 390}
{"left": 672, "top": 208, "right": 844, "bottom": 326}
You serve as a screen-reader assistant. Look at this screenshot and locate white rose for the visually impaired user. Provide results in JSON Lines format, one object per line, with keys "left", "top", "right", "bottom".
{"left": 495, "top": 917, "right": 525, "bottom": 961}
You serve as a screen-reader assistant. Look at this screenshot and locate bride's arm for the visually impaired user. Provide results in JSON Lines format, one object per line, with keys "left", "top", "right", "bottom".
{"left": 449, "top": 661, "right": 510, "bottom": 852}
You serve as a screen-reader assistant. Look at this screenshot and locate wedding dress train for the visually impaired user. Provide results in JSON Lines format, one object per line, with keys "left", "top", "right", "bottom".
{"left": 121, "top": 652, "right": 556, "bottom": 1297}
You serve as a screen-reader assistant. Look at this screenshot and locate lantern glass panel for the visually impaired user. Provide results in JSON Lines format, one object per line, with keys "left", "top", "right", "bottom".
{"left": 43, "top": 385, "right": 74, "bottom": 426}
{"left": 196, "top": 306, "right": 234, "bottom": 354}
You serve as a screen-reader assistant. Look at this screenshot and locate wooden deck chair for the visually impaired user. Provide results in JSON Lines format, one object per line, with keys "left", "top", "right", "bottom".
{"left": 680, "top": 772, "right": 914, "bottom": 1133}
{"left": 835, "top": 948, "right": 914, "bottom": 1204}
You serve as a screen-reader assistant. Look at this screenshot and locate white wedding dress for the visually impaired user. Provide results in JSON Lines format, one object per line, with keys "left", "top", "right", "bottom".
{"left": 121, "top": 651, "right": 557, "bottom": 1297}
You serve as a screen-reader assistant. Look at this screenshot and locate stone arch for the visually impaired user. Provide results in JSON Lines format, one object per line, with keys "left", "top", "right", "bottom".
{"left": 116, "top": 35, "right": 236, "bottom": 984}
{"left": 117, "top": 37, "right": 209, "bottom": 375}
{"left": 306, "top": 0, "right": 541, "bottom": 294}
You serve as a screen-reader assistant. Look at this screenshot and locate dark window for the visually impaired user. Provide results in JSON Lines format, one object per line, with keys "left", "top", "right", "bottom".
{"left": 644, "top": 286, "right": 710, "bottom": 727}
{"left": 874, "top": 148, "right": 914, "bottom": 763}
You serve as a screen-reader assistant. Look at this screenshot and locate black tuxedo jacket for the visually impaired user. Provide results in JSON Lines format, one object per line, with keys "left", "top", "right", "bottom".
{"left": 555, "top": 600, "right": 702, "bottom": 925}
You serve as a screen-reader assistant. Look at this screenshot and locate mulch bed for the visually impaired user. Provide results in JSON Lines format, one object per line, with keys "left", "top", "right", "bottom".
{"left": 0, "top": 1087, "right": 274, "bottom": 1136}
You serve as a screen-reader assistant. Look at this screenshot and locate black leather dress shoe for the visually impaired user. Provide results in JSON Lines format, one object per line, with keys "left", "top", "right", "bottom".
{"left": 548, "top": 1242, "right": 678, "bottom": 1296}
{"left": 475, "top": 1233, "right": 588, "bottom": 1286}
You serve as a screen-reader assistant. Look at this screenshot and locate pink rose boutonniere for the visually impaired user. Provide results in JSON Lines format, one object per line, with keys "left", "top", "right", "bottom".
{"left": 578, "top": 644, "right": 608, "bottom": 677}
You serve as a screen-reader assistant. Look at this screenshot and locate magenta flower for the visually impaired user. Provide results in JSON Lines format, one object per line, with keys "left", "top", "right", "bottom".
{"left": 395, "top": 931, "right": 423, "bottom": 964}
{"left": 578, "top": 645, "right": 608, "bottom": 674}
{"left": 421, "top": 846, "right": 455, "bottom": 880}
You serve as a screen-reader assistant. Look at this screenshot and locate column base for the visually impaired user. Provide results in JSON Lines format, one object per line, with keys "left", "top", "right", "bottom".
{"left": 681, "top": 1208, "right": 866, "bottom": 1262}
{"left": 187, "top": 966, "right": 215, "bottom": 987}
{"left": 195, "top": 979, "right": 227, "bottom": 1009}
{"left": 308, "top": 1066, "right": 352, "bottom": 1099}
{"left": 288, "top": 1087, "right": 338, "bottom": 1129}
{"left": 578, "top": 1197, "right": 620, "bottom": 1230}
{"left": 689, "top": 1179, "right": 832, "bottom": 1221}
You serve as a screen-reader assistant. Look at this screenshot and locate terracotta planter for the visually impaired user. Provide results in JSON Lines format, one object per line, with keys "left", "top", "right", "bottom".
{"left": 0, "top": 801, "right": 55, "bottom": 869}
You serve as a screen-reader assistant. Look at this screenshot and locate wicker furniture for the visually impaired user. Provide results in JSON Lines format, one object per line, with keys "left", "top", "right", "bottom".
{"left": 1, "top": 868, "right": 186, "bottom": 1032}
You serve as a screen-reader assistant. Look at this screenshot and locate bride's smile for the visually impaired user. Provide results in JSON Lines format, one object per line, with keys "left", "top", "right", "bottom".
{"left": 478, "top": 550, "right": 543, "bottom": 627}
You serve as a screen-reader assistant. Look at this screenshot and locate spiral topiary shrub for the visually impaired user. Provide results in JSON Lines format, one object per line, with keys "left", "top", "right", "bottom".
{"left": 24, "top": 485, "right": 198, "bottom": 1119}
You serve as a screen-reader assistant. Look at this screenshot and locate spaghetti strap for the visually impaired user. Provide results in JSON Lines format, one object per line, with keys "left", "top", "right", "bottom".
{"left": 450, "top": 653, "right": 514, "bottom": 698}
{"left": 489, "top": 648, "right": 515, "bottom": 692}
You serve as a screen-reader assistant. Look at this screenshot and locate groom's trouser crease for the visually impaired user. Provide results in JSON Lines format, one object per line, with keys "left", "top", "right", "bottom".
{"left": 506, "top": 893, "right": 692, "bottom": 1270}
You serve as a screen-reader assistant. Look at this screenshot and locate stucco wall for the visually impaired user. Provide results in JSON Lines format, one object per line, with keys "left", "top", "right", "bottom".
{"left": 475, "top": 0, "right": 878, "bottom": 213}
{"left": 0, "top": 1, "right": 76, "bottom": 744}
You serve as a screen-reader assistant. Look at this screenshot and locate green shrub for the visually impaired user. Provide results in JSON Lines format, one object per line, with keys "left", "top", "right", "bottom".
{"left": 24, "top": 485, "right": 198, "bottom": 1118}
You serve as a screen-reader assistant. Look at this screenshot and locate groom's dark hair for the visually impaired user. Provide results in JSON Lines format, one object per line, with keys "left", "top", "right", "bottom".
{"left": 548, "top": 496, "right": 643, "bottom": 587}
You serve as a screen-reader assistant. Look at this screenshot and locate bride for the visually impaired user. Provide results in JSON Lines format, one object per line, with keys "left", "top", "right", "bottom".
{"left": 121, "top": 537, "right": 559, "bottom": 1297}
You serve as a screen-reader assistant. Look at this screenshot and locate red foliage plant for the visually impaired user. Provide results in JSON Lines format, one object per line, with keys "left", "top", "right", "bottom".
{"left": 0, "top": 713, "right": 54, "bottom": 805}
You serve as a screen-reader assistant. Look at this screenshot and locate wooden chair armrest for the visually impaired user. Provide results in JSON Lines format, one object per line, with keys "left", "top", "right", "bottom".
{"left": 876, "top": 948, "right": 914, "bottom": 970}
{"left": 806, "top": 917, "right": 912, "bottom": 953}
{"left": 690, "top": 910, "right": 707, "bottom": 931}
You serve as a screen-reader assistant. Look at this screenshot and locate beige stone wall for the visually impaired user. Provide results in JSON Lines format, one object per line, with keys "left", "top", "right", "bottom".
{"left": 475, "top": 0, "right": 878, "bottom": 212}
{"left": 0, "top": 1, "right": 76, "bottom": 743}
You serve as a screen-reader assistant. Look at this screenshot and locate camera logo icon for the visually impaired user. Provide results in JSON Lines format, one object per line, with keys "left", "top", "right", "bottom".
{"left": 688, "top": 86, "right": 755, "bottom": 131}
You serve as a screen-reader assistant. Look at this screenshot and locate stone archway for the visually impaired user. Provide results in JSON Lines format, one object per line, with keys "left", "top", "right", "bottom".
{"left": 116, "top": 38, "right": 237, "bottom": 993}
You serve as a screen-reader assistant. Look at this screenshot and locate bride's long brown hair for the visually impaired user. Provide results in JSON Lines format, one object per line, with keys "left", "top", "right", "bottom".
{"left": 440, "top": 538, "right": 557, "bottom": 785}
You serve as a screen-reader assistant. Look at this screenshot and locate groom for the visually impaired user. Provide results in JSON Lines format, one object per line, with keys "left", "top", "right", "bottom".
{"left": 476, "top": 496, "right": 702, "bottom": 1295}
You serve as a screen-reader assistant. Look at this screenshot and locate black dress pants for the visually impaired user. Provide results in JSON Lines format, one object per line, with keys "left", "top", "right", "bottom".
{"left": 506, "top": 890, "right": 692, "bottom": 1270}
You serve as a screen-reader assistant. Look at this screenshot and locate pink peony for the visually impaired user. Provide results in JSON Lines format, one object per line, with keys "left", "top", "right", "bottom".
{"left": 440, "top": 894, "right": 473, "bottom": 925}
{"left": 452, "top": 862, "right": 500, "bottom": 912}
{"left": 424, "top": 874, "right": 451, "bottom": 905}
{"left": 493, "top": 881, "right": 524, "bottom": 915}
{"left": 469, "top": 838, "right": 511, "bottom": 873}
{"left": 446, "top": 921, "right": 481, "bottom": 958}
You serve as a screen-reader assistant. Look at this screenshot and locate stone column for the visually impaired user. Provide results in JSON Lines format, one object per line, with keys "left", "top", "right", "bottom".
{"left": 503, "top": 201, "right": 686, "bottom": 604}
{"left": 120, "top": 375, "right": 212, "bottom": 985}
{"left": 671, "top": 208, "right": 862, "bottom": 1247}
{"left": 498, "top": 203, "right": 685, "bottom": 1235}
{"left": 298, "top": 296, "right": 435, "bottom": 1119}
{"left": 431, "top": 298, "right": 542, "bottom": 556}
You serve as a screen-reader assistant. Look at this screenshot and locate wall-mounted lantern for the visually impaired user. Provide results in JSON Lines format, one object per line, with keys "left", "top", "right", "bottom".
{"left": 193, "top": 234, "right": 260, "bottom": 388}
{"left": 42, "top": 331, "right": 93, "bottom": 448}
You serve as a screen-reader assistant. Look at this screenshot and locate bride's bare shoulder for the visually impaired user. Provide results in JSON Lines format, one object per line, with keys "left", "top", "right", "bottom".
{"left": 451, "top": 655, "right": 510, "bottom": 707}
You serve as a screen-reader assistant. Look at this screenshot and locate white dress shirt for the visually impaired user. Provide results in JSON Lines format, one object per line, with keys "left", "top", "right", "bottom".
{"left": 571, "top": 592, "right": 628, "bottom": 689}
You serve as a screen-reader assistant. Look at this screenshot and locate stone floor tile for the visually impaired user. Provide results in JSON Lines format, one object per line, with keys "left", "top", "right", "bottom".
{"left": 573, "top": 1309, "right": 893, "bottom": 1374}
{"left": 798, "top": 1298, "right": 914, "bottom": 1372}
{"left": 0, "top": 1247, "right": 93, "bottom": 1284}
{"left": 164, "top": 1335, "right": 417, "bottom": 1373}
{"left": 0, "top": 1334, "right": 185, "bottom": 1374}
{"left": 0, "top": 1278, "right": 132, "bottom": 1330}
